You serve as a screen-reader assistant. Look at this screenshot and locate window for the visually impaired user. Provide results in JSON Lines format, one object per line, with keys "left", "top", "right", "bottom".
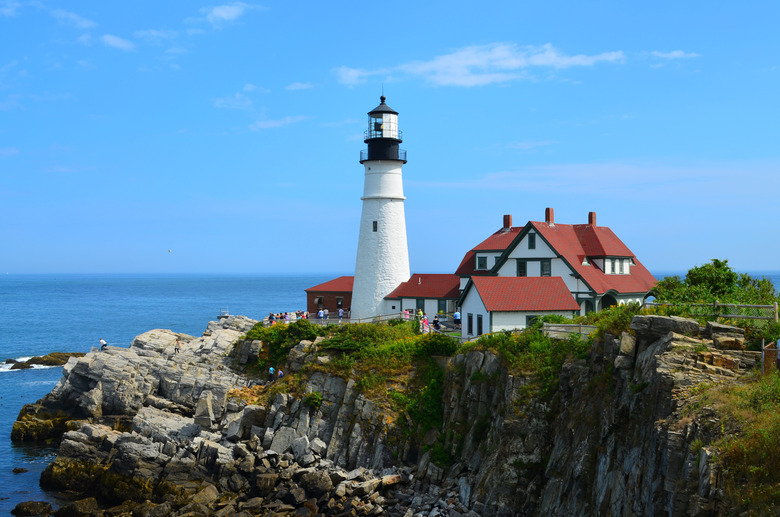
{"left": 615, "top": 259, "right": 623, "bottom": 274}
{"left": 336, "top": 297, "right": 343, "bottom": 308}
{"left": 467, "top": 313, "right": 473, "bottom": 334}
{"left": 526, "top": 315, "right": 538, "bottom": 327}
{"left": 541, "top": 259, "right": 551, "bottom": 277}
{"left": 416, "top": 299, "right": 425, "bottom": 311}
{"left": 517, "top": 260, "right": 527, "bottom": 277}
{"left": 438, "top": 299, "right": 447, "bottom": 314}
{"left": 476, "top": 314, "right": 483, "bottom": 335}
{"left": 528, "top": 233, "right": 536, "bottom": 250}
{"left": 476, "top": 256, "right": 488, "bottom": 270}
{"left": 372, "top": 221, "right": 378, "bottom": 232}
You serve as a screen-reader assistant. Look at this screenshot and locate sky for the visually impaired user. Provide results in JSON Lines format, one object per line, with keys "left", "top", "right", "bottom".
{"left": 1, "top": 1, "right": 779, "bottom": 275}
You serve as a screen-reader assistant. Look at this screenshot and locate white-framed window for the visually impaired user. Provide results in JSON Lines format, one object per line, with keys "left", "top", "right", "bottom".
{"left": 476, "top": 256, "right": 488, "bottom": 270}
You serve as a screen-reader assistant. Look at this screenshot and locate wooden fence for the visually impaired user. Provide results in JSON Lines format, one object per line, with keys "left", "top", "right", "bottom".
{"left": 643, "top": 301, "right": 778, "bottom": 323}
{"left": 542, "top": 323, "right": 597, "bottom": 339}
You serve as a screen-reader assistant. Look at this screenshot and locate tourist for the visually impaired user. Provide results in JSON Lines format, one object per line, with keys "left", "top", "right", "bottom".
{"left": 268, "top": 312, "right": 276, "bottom": 326}
{"left": 338, "top": 307, "right": 344, "bottom": 322}
{"left": 323, "top": 308, "right": 329, "bottom": 320}
{"left": 317, "top": 308, "right": 324, "bottom": 323}
{"left": 100, "top": 338, "right": 107, "bottom": 351}
{"left": 433, "top": 316, "right": 441, "bottom": 331}
{"left": 453, "top": 309, "right": 461, "bottom": 330}
{"left": 175, "top": 338, "right": 181, "bottom": 354}
{"left": 404, "top": 309, "right": 409, "bottom": 320}
{"left": 277, "top": 369, "right": 284, "bottom": 380}
{"left": 417, "top": 309, "right": 423, "bottom": 320}
{"left": 268, "top": 366, "right": 275, "bottom": 382}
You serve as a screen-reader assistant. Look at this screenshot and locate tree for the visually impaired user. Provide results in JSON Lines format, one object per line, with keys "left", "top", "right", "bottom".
{"left": 655, "top": 259, "right": 778, "bottom": 305}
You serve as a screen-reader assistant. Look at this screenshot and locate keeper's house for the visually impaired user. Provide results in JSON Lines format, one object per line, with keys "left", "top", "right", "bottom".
{"left": 457, "top": 208, "right": 656, "bottom": 338}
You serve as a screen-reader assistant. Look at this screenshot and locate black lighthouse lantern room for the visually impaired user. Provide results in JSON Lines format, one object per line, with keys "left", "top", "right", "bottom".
{"left": 360, "top": 96, "right": 407, "bottom": 163}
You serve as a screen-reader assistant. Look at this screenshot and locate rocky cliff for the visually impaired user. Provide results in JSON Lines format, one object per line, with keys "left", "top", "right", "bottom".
{"left": 12, "top": 314, "right": 760, "bottom": 516}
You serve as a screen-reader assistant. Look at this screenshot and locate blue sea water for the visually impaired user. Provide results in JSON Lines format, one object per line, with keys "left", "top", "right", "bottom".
{"left": 1, "top": 271, "right": 778, "bottom": 513}
{"left": 0, "top": 273, "right": 332, "bottom": 514}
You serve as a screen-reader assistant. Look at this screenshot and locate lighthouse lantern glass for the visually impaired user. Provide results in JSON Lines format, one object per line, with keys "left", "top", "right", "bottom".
{"left": 368, "top": 113, "right": 398, "bottom": 139}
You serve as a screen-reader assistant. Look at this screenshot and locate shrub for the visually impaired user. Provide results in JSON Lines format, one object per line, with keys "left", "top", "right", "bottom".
{"left": 302, "top": 391, "right": 323, "bottom": 409}
{"left": 416, "top": 332, "right": 459, "bottom": 357}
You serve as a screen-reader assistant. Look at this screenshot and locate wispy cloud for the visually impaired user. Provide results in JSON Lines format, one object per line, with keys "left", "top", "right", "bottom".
{"left": 0, "top": 147, "right": 19, "bottom": 157}
{"left": 0, "top": 1, "right": 20, "bottom": 17}
{"left": 652, "top": 50, "right": 700, "bottom": 60}
{"left": 249, "top": 115, "right": 308, "bottom": 130}
{"left": 102, "top": 34, "right": 135, "bottom": 51}
{"left": 214, "top": 92, "right": 252, "bottom": 110}
{"left": 202, "top": 2, "right": 258, "bottom": 25}
{"left": 336, "top": 43, "right": 625, "bottom": 87}
{"left": 285, "top": 82, "right": 313, "bottom": 91}
{"left": 134, "top": 29, "right": 178, "bottom": 44}
{"left": 243, "top": 83, "right": 270, "bottom": 93}
{"left": 51, "top": 9, "right": 96, "bottom": 29}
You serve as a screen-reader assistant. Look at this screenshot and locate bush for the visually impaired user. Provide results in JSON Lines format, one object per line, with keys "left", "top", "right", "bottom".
{"left": 243, "top": 319, "right": 326, "bottom": 368}
{"left": 302, "top": 391, "right": 323, "bottom": 409}
{"left": 416, "top": 332, "right": 459, "bottom": 356}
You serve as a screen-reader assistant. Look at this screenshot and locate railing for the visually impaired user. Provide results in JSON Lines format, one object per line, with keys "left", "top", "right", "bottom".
{"left": 644, "top": 301, "right": 779, "bottom": 323}
{"left": 359, "top": 149, "right": 407, "bottom": 162}
{"left": 542, "top": 323, "right": 597, "bottom": 339}
{"left": 364, "top": 129, "right": 403, "bottom": 140}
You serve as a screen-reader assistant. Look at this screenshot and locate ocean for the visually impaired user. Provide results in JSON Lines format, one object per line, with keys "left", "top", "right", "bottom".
{"left": 1, "top": 271, "right": 778, "bottom": 513}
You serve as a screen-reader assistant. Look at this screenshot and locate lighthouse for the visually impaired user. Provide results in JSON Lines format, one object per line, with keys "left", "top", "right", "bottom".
{"left": 351, "top": 96, "right": 411, "bottom": 321}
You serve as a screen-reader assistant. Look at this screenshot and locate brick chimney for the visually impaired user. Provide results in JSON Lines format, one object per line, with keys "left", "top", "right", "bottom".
{"left": 545, "top": 207, "right": 554, "bottom": 226}
{"left": 588, "top": 211, "right": 597, "bottom": 226}
{"left": 503, "top": 214, "right": 512, "bottom": 230}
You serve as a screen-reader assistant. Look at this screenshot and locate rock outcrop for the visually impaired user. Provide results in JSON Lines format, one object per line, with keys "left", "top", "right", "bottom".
{"left": 13, "top": 314, "right": 761, "bottom": 516}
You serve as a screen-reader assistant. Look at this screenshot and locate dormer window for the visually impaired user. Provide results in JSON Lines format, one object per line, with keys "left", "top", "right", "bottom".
{"left": 476, "top": 256, "right": 488, "bottom": 270}
{"left": 582, "top": 257, "right": 590, "bottom": 266}
{"left": 528, "top": 233, "right": 536, "bottom": 250}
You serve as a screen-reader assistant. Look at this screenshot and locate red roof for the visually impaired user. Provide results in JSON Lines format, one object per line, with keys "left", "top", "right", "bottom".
{"left": 469, "top": 276, "right": 580, "bottom": 312}
{"left": 530, "top": 221, "right": 656, "bottom": 294}
{"left": 455, "top": 226, "right": 523, "bottom": 276}
{"left": 305, "top": 276, "right": 354, "bottom": 293}
{"left": 385, "top": 274, "right": 461, "bottom": 300}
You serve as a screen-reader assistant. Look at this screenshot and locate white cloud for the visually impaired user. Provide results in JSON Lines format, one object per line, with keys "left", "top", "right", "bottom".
{"left": 214, "top": 92, "right": 252, "bottom": 110}
{"left": 204, "top": 2, "right": 252, "bottom": 24}
{"left": 336, "top": 43, "right": 625, "bottom": 87}
{"left": 249, "top": 115, "right": 307, "bottom": 130}
{"left": 0, "top": 1, "right": 20, "bottom": 17}
{"left": 243, "top": 83, "right": 270, "bottom": 93}
{"left": 134, "top": 29, "right": 178, "bottom": 44}
{"left": 0, "top": 147, "right": 19, "bottom": 157}
{"left": 652, "top": 50, "right": 700, "bottom": 60}
{"left": 285, "top": 82, "right": 313, "bottom": 91}
{"left": 51, "top": 9, "right": 96, "bottom": 29}
{"left": 102, "top": 34, "right": 135, "bottom": 51}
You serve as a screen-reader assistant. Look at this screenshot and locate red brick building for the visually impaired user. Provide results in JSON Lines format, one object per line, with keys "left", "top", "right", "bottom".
{"left": 304, "top": 276, "right": 353, "bottom": 315}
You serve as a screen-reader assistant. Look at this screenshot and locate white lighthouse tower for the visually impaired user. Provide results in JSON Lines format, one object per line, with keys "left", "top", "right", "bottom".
{"left": 351, "top": 96, "right": 410, "bottom": 321}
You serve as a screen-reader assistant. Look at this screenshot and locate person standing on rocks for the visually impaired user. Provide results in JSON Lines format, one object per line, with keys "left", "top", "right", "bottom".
{"left": 100, "top": 338, "right": 107, "bottom": 351}
{"left": 277, "top": 368, "right": 284, "bottom": 380}
{"left": 268, "top": 366, "right": 275, "bottom": 382}
{"left": 175, "top": 339, "right": 181, "bottom": 354}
